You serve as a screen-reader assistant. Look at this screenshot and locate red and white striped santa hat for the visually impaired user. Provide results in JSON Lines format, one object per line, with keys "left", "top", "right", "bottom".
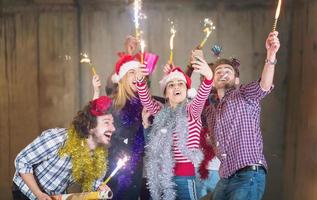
{"left": 111, "top": 54, "right": 140, "bottom": 83}
{"left": 159, "top": 67, "right": 197, "bottom": 98}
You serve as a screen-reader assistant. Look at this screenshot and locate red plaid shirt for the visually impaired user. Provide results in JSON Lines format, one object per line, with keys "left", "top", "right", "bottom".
{"left": 205, "top": 80, "right": 273, "bottom": 178}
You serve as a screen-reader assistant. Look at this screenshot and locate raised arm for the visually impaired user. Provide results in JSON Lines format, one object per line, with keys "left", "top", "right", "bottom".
{"left": 260, "top": 31, "right": 280, "bottom": 91}
{"left": 92, "top": 74, "right": 101, "bottom": 100}
{"left": 135, "top": 64, "right": 161, "bottom": 115}
{"left": 136, "top": 81, "right": 161, "bottom": 115}
{"left": 189, "top": 79, "right": 213, "bottom": 119}
{"left": 189, "top": 55, "right": 213, "bottom": 118}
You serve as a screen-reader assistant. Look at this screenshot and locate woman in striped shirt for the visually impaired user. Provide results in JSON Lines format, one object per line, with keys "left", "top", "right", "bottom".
{"left": 135, "top": 55, "right": 213, "bottom": 200}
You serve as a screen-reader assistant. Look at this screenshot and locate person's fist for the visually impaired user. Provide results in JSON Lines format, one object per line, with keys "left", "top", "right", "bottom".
{"left": 266, "top": 31, "right": 280, "bottom": 55}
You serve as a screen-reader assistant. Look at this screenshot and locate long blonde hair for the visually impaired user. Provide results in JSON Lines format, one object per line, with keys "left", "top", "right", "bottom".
{"left": 114, "top": 74, "right": 136, "bottom": 110}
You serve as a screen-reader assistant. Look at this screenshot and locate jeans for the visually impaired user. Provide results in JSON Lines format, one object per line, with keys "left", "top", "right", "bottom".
{"left": 173, "top": 176, "right": 198, "bottom": 200}
{"left": 213, "top": 168, "right": 266, "bottom": 200}
{"left": 12, "top": 183, "right": 29, "bottom": 200}
{"left": 196, "top": 170, "right": 220, "bottom": 199}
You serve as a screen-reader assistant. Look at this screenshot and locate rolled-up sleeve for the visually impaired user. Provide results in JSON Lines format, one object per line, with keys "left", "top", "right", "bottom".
{"left": 240, "top": 80, "right": 274, "bottom": 101}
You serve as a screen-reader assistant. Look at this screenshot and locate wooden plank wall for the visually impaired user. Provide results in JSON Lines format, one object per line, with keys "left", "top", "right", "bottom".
{"left": 284, "top": 0, "right": 317, "bottom": 199}
{"left": 0, "top": 4, "right": 79, "bottom": 199}
{"left": 0, "top": 1, "right": 291, "bottom": 199}
{"left": 0, "top": 12, "right": 41, "bottom": 199}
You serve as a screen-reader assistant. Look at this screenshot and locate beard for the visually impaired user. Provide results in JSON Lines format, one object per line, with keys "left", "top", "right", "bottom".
{"left": 224, "top": 81, "right": 236, "bottom": 90}
{"left": 215, "top": 79, "right": 236, "bottom": 90}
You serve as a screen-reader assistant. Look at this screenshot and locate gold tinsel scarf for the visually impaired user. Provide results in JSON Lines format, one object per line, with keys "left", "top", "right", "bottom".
{"left": 59, "top": 127, "right": 108, "bottom": 191}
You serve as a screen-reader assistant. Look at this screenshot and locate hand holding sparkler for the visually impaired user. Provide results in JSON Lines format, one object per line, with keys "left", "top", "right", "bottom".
{"left": 266, "top": 31, "right": 280, "bottom": 60}
{"left": 80, "top": 53, "right": 97, "bottom": 76}
{"left": 198, "top": 18, "right": 216, "bottom": 49}
{"left": 92, "top": 74, "right": 101, "bottom": 100}
{"left": 272, "top": 0, "right": 282, "bottom": 31}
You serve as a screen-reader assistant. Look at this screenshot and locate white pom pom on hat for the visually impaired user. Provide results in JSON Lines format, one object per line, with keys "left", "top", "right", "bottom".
{"left": 187, "top": 88, "right": 197, "bottom": 99}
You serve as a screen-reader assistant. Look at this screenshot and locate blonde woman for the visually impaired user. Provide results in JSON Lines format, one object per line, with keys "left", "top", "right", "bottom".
{"left": 92, "top": 36, "right": 147, "bottom": 200}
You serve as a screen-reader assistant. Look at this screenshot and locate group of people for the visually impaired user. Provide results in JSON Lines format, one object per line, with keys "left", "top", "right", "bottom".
{"left": 12, "top": 31, "right": 280, "bottom": 200}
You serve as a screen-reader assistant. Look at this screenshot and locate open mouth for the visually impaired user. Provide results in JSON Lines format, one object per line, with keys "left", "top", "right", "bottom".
{"left": 104, "top": 132, "right": 112, "bottom": 139}
{"left": 220, "top": 74, "right": 228, "bottom": 81}
{"left": 174, "top": 91, "right": 181, "bottom": 96}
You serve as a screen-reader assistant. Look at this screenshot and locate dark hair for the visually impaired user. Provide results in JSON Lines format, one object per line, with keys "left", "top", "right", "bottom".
{"left": 105, "top": 73, "right": 118, "bottom": 97}
{"left": 212, "top": 58, "right": 240, "bottom": 77}
{"left": 185, "top": 63, "right": 214, "bottom": 78}
{"left": 72, "top": 103, "right": 97, "bottom": 138}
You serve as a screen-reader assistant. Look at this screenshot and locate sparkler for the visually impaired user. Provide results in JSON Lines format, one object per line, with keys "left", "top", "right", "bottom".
{"left": 80, "top": 53, "right": 96, "bottom": 75}
{"left": 140, "top": 40, "right": 145, "bottom": 64}
{"left": 133, "top": 0, "right": 146, "bottom": 41}
{"left": 198, "top": 18, "right": 216, "bottom": 49}
{"left": 134, "top": 0, "right": 141, "bottom": 40}
{"left": 272, "top": 0, "right": 282, "bottom": 31}
{"left": 101, "top": 156, "right": 129, "bottom": 186}
{"left": 169, "top": 22, "right": 176, "bottom": 65}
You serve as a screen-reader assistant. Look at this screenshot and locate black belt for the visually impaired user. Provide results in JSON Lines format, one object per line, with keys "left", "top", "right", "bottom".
{"left": 236, "top": 165, "right": 266, "bottom": 174}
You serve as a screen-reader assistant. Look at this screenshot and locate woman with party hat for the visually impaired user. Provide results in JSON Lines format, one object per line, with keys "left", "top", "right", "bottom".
{"left": 135, "top": 57, "right": 213, "bottom": 200}
{"left": 92, "top": 36, "right": 159, "bottom": 200}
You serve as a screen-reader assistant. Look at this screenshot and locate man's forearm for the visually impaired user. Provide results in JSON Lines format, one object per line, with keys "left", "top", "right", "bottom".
{"left": 260, "top": 54, "right": 276, "bottom": 91}
{"left": 20, "top": 173, "right": 45, "bottom": 197}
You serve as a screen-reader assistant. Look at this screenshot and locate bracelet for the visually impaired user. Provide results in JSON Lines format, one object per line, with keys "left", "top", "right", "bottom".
{"left": 265, "top": 58, "right": 277, "bottom": 65}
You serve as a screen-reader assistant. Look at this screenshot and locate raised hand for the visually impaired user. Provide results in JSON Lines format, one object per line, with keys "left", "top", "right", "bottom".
{"left": 92, "top": 74, "right": 101, "bottom": 89}
{"left": 92, "top": 74, "right": 101, "bottom": 100}
{"left": 125, "top": 35, "right": 139, "bottom": 55}
{"left": 163, "top": 64, "right": 173, "bottom": 75}
{"left": 135, "top": 63, "right": 149, "bottom": 82}
{"left": 266, "top": 31, "right": 280, "bottom": 61}
{"left": 191, "top": 56, "right": 213, "bottom": 80}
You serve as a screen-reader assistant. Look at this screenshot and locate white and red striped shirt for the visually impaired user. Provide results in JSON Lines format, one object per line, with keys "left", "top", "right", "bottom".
{"left": 136, "top": 79, "right": 212, "bottom": 176}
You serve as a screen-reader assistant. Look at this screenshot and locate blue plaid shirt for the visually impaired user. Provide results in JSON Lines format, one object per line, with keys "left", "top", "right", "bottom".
{"left": 13, "top": 128, "right": 106, "bottom": 200}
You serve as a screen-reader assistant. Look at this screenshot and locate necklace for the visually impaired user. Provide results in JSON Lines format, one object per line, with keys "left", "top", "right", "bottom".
{"left": 59, "top": 127, "right": 108, "bottom": 191}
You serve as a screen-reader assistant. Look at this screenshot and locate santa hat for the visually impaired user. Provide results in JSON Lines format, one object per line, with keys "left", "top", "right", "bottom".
{"left": 111, "top": 54, "right": 140, "bottom": 83}
{"left": 159, "top": 67, "right": 197, "bottom": 98}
